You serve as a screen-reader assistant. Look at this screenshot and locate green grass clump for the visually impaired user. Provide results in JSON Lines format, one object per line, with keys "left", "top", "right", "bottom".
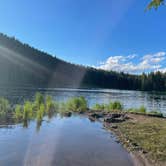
{"left": 14, "top": 105, "right": 23, "bottom": 122}
{"left": 23, "top": 101, "right": 34, "bottom": 121}
{"left": 65, "top": 96, "right": 87, "bottom": 112}
{"left": 139, "top": 106, "right": 146, "bottom": 113}
{"left": 46, "top": 95, "right": 55, "bottom": 114}
{"left": 107, "top": 101, "right": 123, "bottom": 111}
{"left": 92, "top": 103, "right": 106, "bottom": 111}
{"left": 34, "top": 92, "right": 44, "bottom": 110}
{"left": 0, "top": 97, "right": 11, "bottom": 121}
{"left": 127, "top": 106, "right": 146, "bottom": 114}
{"left": 37, "top": 103, "right": 45, "bottom": 122}
{"left": 92, "top": 101, "right": 123, "bottom": 112}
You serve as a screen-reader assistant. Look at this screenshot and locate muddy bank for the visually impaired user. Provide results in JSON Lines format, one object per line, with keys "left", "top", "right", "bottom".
{"left": 87, "top": 111, "right": 166, "bottom": 166}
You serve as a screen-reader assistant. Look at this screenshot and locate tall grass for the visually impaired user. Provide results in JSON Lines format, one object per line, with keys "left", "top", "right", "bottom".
{"left": 0, "top": 97, "right": 11, "bottom": 121}
{"left": 65, "top": 96, "right": 87, "bottom": 112}
{"left": 92, "top": 101, "right": 123, "bottom": 112}
{"left": 14, "top": 105, "right": 23, "bottom": 122}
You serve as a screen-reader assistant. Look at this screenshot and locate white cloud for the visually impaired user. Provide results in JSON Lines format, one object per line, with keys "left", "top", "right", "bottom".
{"left": 96, "top": 52, "right": 166, "bottom": 74}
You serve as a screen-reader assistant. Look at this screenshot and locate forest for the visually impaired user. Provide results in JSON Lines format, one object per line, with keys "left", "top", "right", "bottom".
{"left": 0, "top": 33, "right": 165, "bottom": 91}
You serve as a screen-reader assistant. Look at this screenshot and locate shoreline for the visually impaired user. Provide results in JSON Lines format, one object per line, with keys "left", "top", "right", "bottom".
{"left": 87, "top": 111, "right": 166, "bottom": 166}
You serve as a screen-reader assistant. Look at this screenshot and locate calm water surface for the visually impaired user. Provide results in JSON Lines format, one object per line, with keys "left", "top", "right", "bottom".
{"left": 0, "top": 87, "right": 165, "bottom": 114}
{"left": 0, "top": 115, "right": 134, "bottom": 166}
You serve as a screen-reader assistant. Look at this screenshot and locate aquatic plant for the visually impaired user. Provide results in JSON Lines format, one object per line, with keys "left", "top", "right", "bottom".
{"left": 65, "top": 96, "right": 87, "bottom": 112}
{"left": 127, "top": 106, "right": 146, "bottom": 114}
{"left": 23, "top": 101, "right": 33, "bottom": 121}
{"left": 14, "top": 105, "right": 23, "bottom": 122}
{"left": 34, "top": 92, "right": 44, "bottom": 110}
{"left": 0, "top": 97, "right": 11, "bottom": 121}
{"left": 92, "top": 103, "right": 106, "bottom": 111}
{"left": 37, "top": 103, "right": 45, "bottom": 122}
{"left": 92, "top": 101, "right": 123, "bottom": 112}
{"left": 46, "top": 95, "right": 54, "bottom": 113}
{"left": 107, "top": 101, "right": 123, "bottom": 111}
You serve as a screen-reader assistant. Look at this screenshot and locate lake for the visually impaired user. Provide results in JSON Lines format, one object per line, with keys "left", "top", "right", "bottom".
{"left": 0, "top": 87, "right": 165, "bottom": 115}
{"left": 0, "top": 115, "right": 134, "bottom": 166}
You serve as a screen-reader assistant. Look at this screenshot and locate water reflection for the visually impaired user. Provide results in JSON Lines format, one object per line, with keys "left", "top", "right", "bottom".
{"left": 0, "top": 115, "right": 134, "bottom": 166}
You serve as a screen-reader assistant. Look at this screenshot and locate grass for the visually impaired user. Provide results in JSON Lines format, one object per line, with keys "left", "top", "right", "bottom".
{"left": 126, "top": 106, "right": 164, "bottom": 117}
{"left": 65, "top": 96, "right": 87, "bottom": 113}
{"left": 92, "top": 101, "right": 123, "bottom": 112}
{"left": 115, "top": 116, "right": 166, "bottom": 162}
{"left": 0, "top": 93, "right": 89, "bottom": 124}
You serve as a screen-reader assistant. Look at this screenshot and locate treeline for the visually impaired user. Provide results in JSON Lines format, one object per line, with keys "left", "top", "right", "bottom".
{"left": 0, "top": 33, "right": 165, "bottom": 91}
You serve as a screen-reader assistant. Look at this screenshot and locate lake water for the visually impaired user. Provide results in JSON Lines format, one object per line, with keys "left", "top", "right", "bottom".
{"left": 0, "top": 87, "right": 166, "bottom": 114}
{"left": 0, "top": 115, "right": 134, "bottom": 166}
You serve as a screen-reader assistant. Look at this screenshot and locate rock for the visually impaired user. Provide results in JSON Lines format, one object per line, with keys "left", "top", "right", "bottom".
{"left": 89, "top": 112, "right": 103, "bottom": 119}
{"left": 104, "top": 113, "right": 128, "bottom": 123}
{"left": 111, "top": 125, "right": 118, "bottom": 129}
{"left": 64, "top": 112, "right": 72, "bottom": 117}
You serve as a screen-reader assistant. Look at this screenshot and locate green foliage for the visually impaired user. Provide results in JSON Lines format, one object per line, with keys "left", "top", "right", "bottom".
{"left": 92, "top": 101, "right": 123, "bottom": 112}
{"left": 65, "top": 97, "right": 87, "bottom": 112}
{"left": 0, "top": 97, "right": 11, "bottom": 120}
{"left": 37, "top": 104, "right": 45, "bottom": 122}
{"left": 0, "top": 33, "right": 166, "bottom": 91}
{"left": 23, "top": 101, "right": 33, "bottom": 121}
{"left": 92, "top": 103, "right": 106, "bottom": 111}
{"left": 139, "top": 106, "right": 147, "bottom": 113}
{"left": 46, "top": 95, "right": 54, "bottom": 113}
{"left": 107, "top": 101, "right": 123, "bottom": 111}
{"left": 127, "top": 106, "right": 146, "bottom": 114}
{"left": 34, "top": 92, "right": 44, "bottom": 110}
{"left": 58, "top": 102, "right": 68, "bottom": 114}
{"left": 14, "top": 105, "right": 23, "bottom": 122}
{"left": 146, "top": 0, "right": 164, "bottom": 10}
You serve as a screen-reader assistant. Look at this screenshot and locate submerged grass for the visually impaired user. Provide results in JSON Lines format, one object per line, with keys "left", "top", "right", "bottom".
{"left": 0, "top": 93, "right": 89, "bottom": 124}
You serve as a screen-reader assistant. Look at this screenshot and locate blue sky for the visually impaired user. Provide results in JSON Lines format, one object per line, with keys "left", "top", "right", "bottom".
{"left": 0, "top": 0, "right": 165, "bottom": 73}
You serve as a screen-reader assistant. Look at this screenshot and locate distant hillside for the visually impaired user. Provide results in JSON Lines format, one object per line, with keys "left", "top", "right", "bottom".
{"left": 0, "top": 33, "right": 165, "bottom": 91}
